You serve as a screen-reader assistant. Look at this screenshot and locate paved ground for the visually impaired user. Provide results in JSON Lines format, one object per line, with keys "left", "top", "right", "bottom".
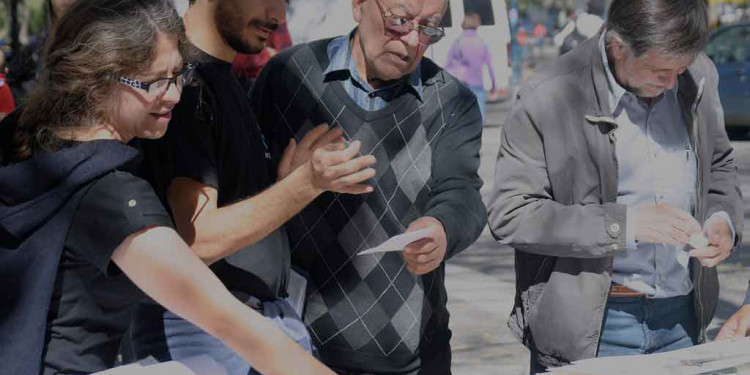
{"left": 446, "top": 99, "right": 750, "bottom": 375}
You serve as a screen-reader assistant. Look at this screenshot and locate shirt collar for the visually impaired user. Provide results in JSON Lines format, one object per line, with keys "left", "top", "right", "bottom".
{"left": 324, "top": 29, "right": 423, "bottom": 101}
{"left": 599, "top": 33, "right": 679, "bottom": 113}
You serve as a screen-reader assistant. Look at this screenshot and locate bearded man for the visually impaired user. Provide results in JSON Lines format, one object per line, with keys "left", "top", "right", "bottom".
{"left": 131, "top": 1, "right": 375, "bottom": 374}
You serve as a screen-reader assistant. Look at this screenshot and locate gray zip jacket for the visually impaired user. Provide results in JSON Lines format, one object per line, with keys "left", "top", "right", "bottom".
{"left": 488, "top": 35, "right": 743, "bottom": 368}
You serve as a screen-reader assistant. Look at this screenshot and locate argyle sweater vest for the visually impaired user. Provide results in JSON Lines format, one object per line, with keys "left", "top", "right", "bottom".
{"left": 251, "top": 38, "right": 485, "bottom": 374}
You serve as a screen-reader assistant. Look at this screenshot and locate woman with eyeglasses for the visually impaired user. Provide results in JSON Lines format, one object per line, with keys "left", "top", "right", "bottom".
{"left": 0, "top": 1, "right": 335, "bottom": 375}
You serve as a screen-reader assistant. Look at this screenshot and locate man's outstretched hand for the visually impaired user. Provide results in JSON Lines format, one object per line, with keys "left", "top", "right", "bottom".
{"left": 717, "top": 305, "right": 750, "bottom": 340}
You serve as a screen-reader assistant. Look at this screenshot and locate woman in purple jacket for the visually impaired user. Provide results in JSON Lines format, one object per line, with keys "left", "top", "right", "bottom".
{"left": 445, "top": 12, "right": 498, "bottom": 123}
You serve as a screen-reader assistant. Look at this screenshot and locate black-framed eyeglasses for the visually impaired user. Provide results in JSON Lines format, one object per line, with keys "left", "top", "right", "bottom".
{"left": 119, "top": 64, "right": 195, "bottom": 96}
{"left": 373, "top": 0, "right": 445, "bottom": 45}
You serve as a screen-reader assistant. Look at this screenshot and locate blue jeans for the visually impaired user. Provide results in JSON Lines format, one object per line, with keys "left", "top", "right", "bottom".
{"left": 163, "top": 298, "right": 313, "bottom": 375}
{"left": 469, "top": 86, "right": 486, "bottom": 124}
{"left": 529, "top": 294, "right": 697, "bottom": 375}
{"left": 597, "top": 294, "right": 698, "bottom": 357}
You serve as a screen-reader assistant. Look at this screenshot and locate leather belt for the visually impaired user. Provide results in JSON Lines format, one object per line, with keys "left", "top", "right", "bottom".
{"left": 610, "top": 284, "right": 647, "bottom": 298}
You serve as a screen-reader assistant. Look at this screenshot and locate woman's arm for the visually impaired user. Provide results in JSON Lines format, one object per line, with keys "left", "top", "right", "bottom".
{"left": 112, "top": 226, "right": 335, "bottom": 375}
{"left": 168, "top": 137, "right": 375, "bottom": 265}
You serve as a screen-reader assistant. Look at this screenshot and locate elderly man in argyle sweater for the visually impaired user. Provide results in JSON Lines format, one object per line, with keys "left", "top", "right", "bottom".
{"left": 250, "top": 0, "right": 485, "bottom": 374}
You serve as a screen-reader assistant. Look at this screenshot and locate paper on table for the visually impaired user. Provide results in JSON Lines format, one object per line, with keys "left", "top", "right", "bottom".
{"left": 546, "top": 337, "right": 750, "bottom": 375}
{"left": 92, "top": 355, "right": 228, "bottom": 375}
{"left": 358, "top": 228, "right": 434, "bottom": 255}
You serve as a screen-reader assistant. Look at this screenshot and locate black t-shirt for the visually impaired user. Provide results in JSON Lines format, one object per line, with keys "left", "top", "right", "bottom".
{"left": 137, "top": 47, "right": 289, "bottom": 302}
{"left": 41, "top": 170, "right": 174, "bottom": 375}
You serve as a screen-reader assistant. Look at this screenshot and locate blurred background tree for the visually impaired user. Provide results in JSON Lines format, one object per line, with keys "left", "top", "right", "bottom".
{"left": 0, "top": 0, "right": 46, "bottom": 49}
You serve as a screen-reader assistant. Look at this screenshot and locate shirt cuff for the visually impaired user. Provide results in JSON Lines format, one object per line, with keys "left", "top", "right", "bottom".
{"left": 706, "top": 211, "right": 737, "bottom": 248}
{"left": 744, "top": 281, "right": 750, "bottom": 305}
{"left": 626, "top": 206, "right": 638, "bottom": 251}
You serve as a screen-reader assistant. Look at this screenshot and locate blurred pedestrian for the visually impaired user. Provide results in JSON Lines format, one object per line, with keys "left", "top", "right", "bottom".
{"left": 445, "top": 12, "right": 497, "bottom": 122}
{"left": 518, "top": 26, "right": 529, "bottom": 59}
{"left": 532, "top": 22, "right": 548, "bottom": 64}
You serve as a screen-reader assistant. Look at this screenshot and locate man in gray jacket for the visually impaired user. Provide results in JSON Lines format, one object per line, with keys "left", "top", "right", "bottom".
{"left": 488, "top": 0, "right": 743, "bottom": 373}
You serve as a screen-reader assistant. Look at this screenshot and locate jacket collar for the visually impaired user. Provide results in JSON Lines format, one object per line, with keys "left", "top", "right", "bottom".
{"left": 587, "top": 31, "right": 614, "bottom": 121}
{"left": 584, "top": 31, "right": 705, "bottom": 127}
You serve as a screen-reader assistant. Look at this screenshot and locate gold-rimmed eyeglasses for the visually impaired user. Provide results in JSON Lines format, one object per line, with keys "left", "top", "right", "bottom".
{"left": 373, "top": 0, "right": 446, "bottom": 45}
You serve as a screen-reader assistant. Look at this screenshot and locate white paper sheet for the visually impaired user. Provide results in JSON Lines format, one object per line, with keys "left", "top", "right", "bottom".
{"left": 357, "top": 228, "right": 434, "bottom": 255}
{"left": 92, "top": 355, "right": 227, "bottom": 375}
{"left": 546, "top": 337, "right": 750, "bottom": 375}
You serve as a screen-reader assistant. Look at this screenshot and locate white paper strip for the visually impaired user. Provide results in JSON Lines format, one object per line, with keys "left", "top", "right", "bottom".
{"left": 357, "top": 228, "right": 434, "bottom": 255}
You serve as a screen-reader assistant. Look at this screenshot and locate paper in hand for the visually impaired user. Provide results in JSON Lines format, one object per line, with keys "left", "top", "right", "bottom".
{"left": 677, "top": 233, "right": 710, "bottom": 267}
{"left": 689, "top": 233, "right": 709, "bottom": 249}
{"left": 358, "top": 228, "right": 434, "bottom": 255}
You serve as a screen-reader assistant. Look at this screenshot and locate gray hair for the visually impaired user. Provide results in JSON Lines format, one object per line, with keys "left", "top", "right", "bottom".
{"left": 605, "top": 0, "right": 709, "bottom": 58}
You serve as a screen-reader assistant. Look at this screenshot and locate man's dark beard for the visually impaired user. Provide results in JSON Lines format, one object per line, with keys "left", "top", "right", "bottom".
{"left": 214, "top": 2, "right": 279, "bottom": 55}
{"left": 221, "top": 27, "right": 260, "bottom": 55}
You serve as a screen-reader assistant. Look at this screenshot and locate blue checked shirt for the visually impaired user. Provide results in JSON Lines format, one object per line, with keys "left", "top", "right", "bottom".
{"left": 600, "top": 34, "right": 736, "bottom": 298}
{"left": 323, "top": 30, "right": 423, "bottom": 111}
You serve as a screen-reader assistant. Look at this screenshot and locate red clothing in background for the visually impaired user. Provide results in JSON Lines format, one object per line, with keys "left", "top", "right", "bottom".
{"left": 0, "top": 73, "right": 16, "bottom": 117}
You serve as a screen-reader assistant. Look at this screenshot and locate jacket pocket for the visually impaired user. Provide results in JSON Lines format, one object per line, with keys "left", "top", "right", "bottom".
{"left": 527, "top": 257, "right": 611, "bottom": 364}
{"left": 515, "top": 251, "right": 556, "bottom": 335}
